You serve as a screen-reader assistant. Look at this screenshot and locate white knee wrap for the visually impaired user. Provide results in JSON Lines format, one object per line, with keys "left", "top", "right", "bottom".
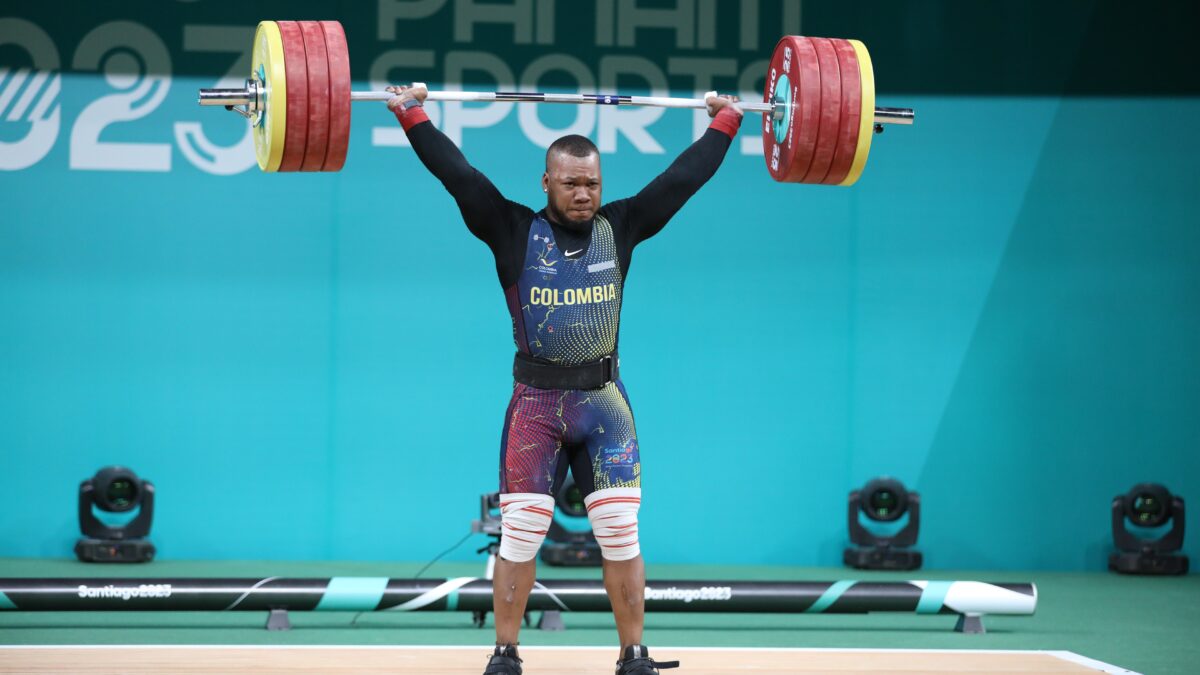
{"left": 585, "top": 487, "right": 642, "bottom": 561}
{"left": 498, "top": 493, "right": 555, "bottom": 563}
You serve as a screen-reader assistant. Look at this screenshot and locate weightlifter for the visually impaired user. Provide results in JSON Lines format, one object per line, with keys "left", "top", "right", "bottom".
{"left": 386, "top": 84, "right": 742, "bottom": 675}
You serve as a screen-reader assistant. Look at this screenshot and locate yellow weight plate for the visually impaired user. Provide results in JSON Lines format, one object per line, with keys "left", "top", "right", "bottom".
{"left": 252, "top": 21, "right": 287, "bottom": 172}
{"left": 839, "top": 39, "right": 875, "bottom": 187}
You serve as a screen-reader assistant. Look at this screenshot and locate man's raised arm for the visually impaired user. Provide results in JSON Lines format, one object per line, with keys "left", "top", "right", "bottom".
{"left": 620, "top": 95, "right": 744, "bottom": 246}
{"left": 387, "top": 85, "right": 519, "bottom": 249}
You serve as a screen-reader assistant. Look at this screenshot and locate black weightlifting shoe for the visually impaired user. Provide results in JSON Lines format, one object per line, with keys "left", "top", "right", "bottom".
{"left": 483, "top": 643, "right": 523, "bottom": 675}
{"left": 615, "top": 645, "right": 679, "bottom": 675}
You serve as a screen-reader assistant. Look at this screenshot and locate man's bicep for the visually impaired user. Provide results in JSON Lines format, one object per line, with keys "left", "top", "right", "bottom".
{"left": 404, "top": 115, "right": 527, "bottom": 260}
{"left": 625, "top": 129, "right": 732, "bottom": 244}
{"left": 409, "top": 120, "right": 508, "bottom": 214}
{"left": 455, "top": 183, "right": 522, "bottom": 250}
{"left": 623, "top": 166, "right": 693, "bottom": 244}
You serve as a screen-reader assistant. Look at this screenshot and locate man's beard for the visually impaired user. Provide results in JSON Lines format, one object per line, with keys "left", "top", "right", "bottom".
{"left": 548, "top": 202, "right": 593, "bottom": 234}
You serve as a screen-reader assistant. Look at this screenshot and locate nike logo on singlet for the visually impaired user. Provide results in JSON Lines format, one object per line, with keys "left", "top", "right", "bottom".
{"left": 565, "top": 249, "right": 583, "bottom": 257}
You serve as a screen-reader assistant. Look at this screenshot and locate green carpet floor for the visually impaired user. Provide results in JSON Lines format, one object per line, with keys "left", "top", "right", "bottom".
{"left": 0, "top": 558, "right": 1195, "bottom": 673}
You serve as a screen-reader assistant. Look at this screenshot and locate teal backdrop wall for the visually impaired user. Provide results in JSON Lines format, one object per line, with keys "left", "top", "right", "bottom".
{"left": 2, "top": 1, "right": 1196, "bottom": 571}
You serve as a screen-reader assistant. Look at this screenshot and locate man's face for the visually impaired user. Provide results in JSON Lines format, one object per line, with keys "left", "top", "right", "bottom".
{"left": 543, "top": 151, "right": 601, "bottom": 228}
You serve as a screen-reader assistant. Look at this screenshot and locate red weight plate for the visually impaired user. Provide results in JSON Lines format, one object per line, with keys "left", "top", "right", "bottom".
{"left": 802, "top": 37, "right": 842, "bottom": 183}
{"left": 761, "top": 37, "right": 791, "bottom": 180}
{"left": 789, "top": 38, "right": 822, "bottom": 182}
{"left": 277, "top": 21, "right": 308, "bottom": 173}
{"left": 823, "top": 39, "right": 861, "bottom": 185}
{"left": 762, "top": 36, "right": 820, "bottom": 183}
{"left": 320, "top": 20, "right": 351, "bottom": 172}
{"left": 299, "top": 21, "right": 330, "bottom": 172}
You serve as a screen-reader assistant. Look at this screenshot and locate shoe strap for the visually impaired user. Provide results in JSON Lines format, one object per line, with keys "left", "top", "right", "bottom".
{"left": 618, "top": 657, "right": 681, "bottom": 674}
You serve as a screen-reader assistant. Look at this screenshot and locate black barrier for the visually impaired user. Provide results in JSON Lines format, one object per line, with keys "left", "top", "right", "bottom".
{"left": 0, "top": 577, "right": 1034, "bottom": 633}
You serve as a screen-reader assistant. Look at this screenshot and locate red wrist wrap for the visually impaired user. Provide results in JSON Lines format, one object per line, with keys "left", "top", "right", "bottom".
{"left": 709, "top": 107, "right": 742, "bottom": 139}
{"left": 394, "top": 105, "right": 430, "bottom": 132}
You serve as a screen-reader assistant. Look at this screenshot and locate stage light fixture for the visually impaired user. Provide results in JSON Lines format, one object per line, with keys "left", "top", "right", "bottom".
{"left": 844, "top": 477, "right": 922, "bottom": 570}
{"left": 75, "top": 466, "right": 156, "bottom": 563}
{"left": 541, "top": 476, "right": 602, "bottom": 567}
{"left": 1109, "top": 482, "right": 1187, "bottom": 575}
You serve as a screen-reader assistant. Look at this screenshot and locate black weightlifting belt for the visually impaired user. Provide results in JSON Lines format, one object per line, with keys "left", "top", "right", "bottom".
{"left": 513, "top": 351, "right": 619, "bottom": 390}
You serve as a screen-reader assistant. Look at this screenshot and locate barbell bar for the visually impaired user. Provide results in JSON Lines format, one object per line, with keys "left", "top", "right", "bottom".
{"left": 200, "top": 85, "right": 913, "bottom": 124}
{"left": 198, "top": 21, "right": 914, "bottom": 184}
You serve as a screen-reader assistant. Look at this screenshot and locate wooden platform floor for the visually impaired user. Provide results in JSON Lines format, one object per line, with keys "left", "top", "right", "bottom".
{"left": 0, "top": 645, "right": 1135, "bottom": 674}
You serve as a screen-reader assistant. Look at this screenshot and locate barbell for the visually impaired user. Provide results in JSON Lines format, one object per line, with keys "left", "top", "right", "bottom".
{"left": 197, "top": 21, "right": 914, "bottom": 185}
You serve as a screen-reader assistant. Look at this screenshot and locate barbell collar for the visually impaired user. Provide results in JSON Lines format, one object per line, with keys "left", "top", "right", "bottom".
{"left": 873, "top": 106, "right": 914, "bottom": 125}
{"left": 197, "top": 79, "right": 262, "bottom": 111}
{"left": 199, "top": 88, "right": 253, "bottom": 107}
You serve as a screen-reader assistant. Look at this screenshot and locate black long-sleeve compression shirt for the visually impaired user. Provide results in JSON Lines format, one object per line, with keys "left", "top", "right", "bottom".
{"left": 399, "top": 109, "right": 739, "bottom": 289}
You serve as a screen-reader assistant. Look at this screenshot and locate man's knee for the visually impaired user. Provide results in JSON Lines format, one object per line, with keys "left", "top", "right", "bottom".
{"left": 498, "top": 493, "right": 555, "bottom": 562}
{"left": 585, "top": 487, "right": 642, "bottom": 561}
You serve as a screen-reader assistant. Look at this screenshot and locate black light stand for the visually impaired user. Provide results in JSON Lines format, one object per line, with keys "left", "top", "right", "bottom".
{"left": 844, "top": 477, "right": 922, "bottom": 571}
{"left": 1109, "top": 483, "right": 1187, "bottom": 575}
{"left": 75, "top": 466, "right": 156, "bottom": 563}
